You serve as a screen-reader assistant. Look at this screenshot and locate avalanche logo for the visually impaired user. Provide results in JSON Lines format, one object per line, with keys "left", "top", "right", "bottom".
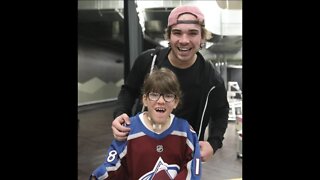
{"left": 139, "top": 157, "right": 180, "bottom": 180}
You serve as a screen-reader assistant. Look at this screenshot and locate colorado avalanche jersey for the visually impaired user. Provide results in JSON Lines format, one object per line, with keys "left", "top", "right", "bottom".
{"left": 91, "top": 113, "right": 201, "bottom": 180}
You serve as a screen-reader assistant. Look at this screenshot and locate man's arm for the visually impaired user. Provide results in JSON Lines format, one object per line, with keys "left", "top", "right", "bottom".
{"left": 112, "top": 49, "right": 156, "bottom": 140}
{"left": 113, "top": 49, "right": 156, "bottom": 118}
{"left": 113, "top": 85, "right": 138, "bottom": 118}
{"left": 111, "top": 84, "right": 138, "bottom": 141}
{"left": 207, "top": 82, "right": 229, "bottom": 152}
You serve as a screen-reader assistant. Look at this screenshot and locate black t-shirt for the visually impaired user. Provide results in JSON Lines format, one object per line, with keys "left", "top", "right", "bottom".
{"left": 161, "top": 57, "right": 202, "bottom": 129}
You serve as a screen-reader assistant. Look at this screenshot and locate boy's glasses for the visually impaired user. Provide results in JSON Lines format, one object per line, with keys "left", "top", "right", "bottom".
{"left": 148, "top": 92, "right": 176, "bottom": 102}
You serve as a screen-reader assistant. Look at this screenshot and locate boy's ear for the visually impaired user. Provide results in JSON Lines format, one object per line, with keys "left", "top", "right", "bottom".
{"left": 142, "top": 94, "right": 148, "bottom": 106}
{"left": 174, "top": 99, "right": 179, "bottom": 109}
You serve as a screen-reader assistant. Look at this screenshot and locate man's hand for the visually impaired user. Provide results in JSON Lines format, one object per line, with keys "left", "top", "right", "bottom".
{"left": 111, "top": 113, "right": 131, "bottom": 141}
{"left": 199, "top": 141, "right": 214, "bottom": 162}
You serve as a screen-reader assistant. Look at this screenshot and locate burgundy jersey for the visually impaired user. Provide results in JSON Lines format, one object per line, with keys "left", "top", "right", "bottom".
{"left": 91, "top": 113, "right": 201, "bottom": 180}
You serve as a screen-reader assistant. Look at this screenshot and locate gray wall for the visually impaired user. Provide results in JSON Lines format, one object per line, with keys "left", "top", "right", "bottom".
{"left": 78, "top": 39, "right": 124, "bottom": 105}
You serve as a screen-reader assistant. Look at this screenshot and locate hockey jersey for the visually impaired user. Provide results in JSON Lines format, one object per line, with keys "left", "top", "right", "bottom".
{"left": 91, "top": 113, "right": 201, "bottom": 180}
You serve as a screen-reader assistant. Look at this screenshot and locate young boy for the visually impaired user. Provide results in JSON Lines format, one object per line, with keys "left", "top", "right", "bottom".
{"left": 90, "top": 68, "right": 201, "bottom": 180}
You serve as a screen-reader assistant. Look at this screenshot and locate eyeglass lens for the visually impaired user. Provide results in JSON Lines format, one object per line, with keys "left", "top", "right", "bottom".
{"left": 148, "top": 92, "right": 175, "bottom": 102}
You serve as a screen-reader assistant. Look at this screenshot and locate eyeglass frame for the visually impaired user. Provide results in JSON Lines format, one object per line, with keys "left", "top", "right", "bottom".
{"left": 147, "top": 92, "right": 176, "bottom": 102}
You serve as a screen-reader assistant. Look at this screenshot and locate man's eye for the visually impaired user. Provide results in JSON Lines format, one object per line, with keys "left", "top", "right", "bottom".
{"left": 190, "top": 32, "right": 199, "bottom": 36}
{"left": 172, "top": 32, "right": 181, "bottom": 35}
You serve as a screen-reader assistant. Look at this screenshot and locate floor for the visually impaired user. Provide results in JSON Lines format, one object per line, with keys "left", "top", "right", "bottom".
{"left": 78, "top": 102, "right": 242, "bottom": 180}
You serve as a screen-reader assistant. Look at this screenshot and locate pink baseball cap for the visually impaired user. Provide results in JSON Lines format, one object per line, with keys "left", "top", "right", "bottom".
{"left": 167, "top": 5, "right": 205, "bottom": 27}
